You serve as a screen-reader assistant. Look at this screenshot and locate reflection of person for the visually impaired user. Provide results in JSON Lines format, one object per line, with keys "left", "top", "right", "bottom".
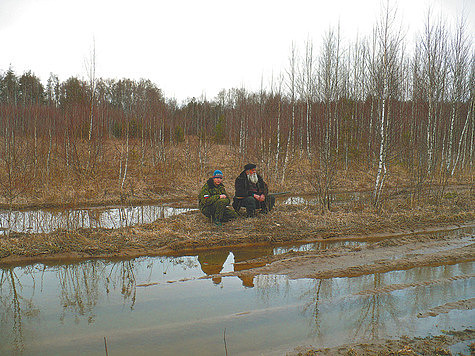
{"left": 198, "top": 170, "right": 238, "bottom": 226}
{"left": 233, "top": 164, "right": 275, "bottom": 217}
{"left": 197, "top": 250, "right": 229, "bottom": 285}
{"left": 233, "top": 247, "right": 272, "bottom": 288}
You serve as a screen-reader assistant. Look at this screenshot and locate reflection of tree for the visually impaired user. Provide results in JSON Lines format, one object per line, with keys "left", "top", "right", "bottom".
{"left": 57, "top": 262, "right": 100, "bottom": 324}
{"left": 0, "top": 267, "right": 40, "bottom": 354}
{"left": 58, "top": 260, "right": 139, "bottom": 322}
{"left": 105, "top": 260, "right": 137, "bottom": 309}
{"left": 351, "top": 273, "right": 402, "bottom": 340}
{"left": 301, "top": 279, "right": 322, "bottom": 336}
{"left": 298, "top": 274, "right": 403, "bottom": 341}
{"left": 254, "top": 275, "right": 291, "bottom": 304}
{"left": 300, "top": 279, "right": 336, "bottom": 339}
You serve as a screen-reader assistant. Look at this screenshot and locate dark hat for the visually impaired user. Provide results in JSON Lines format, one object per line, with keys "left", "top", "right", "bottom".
{"left": 212, "top": 169, "right": 224, "bottom": 178}
{"left": 244, "top": 163, "right": 256, "bottom": 171}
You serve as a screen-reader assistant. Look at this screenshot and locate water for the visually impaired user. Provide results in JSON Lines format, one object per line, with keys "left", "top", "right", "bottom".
{"left": 1, "top": 247, "right": 473, "bottom": 355}
{"left": 0, "top": 205, "right": 194, "bottom": 234}
{"left": 283, "top": 191, "right": 371, "bottom": 206}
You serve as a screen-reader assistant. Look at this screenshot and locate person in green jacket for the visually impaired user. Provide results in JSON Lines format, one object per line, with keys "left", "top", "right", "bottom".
{"left": 198, "top": 170, "right": 238, "bottom": 226}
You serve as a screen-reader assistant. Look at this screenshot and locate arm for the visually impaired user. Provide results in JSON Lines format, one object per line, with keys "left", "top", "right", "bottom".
{"left": 257, "top": 175, "right": 269, "bottom": 196}
{"left": 198, "top": 184, "right": 220, "bottom": 207}
{"left": 234, "top": 176, "right": 251, "bottom": 197}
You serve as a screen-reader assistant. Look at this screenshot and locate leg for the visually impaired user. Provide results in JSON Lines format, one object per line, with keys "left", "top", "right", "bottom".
{"left": 201, "top": 205, "right": 216, "bottom": 221}
{"left": 214, "top": 199, "right": 230, "bottom": 222}
{"left": 232, "top": 197, "right": 241, "bottom": 213}
{"left": 241, "top": 196, "right": 257, "bottom": 217}
{"left": 262, "top": 195, "right": 275, "bottom": 213}
{"left": 222, "top": 207, "right": 238, "bottom": 222}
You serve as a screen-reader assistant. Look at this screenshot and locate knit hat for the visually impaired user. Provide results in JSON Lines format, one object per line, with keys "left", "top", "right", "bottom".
{"left": 244, "top": 163, "right": 256, "bottom": 171}
{"left": 212, "top": 170, "right": 224, "bottom": 178}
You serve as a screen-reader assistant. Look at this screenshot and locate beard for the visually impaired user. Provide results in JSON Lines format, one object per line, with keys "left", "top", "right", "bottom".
{"left": 248, "top": 172, "right": 258, "bottom": 184}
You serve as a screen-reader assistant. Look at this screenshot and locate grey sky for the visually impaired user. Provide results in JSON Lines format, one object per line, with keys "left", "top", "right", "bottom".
{"left": 1, "top": 0, "right": 473, "bottom": 101}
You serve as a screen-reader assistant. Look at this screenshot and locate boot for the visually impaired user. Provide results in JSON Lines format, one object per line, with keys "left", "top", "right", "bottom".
{"left": 246, "top": 209, "right": 255, "bottom": 218}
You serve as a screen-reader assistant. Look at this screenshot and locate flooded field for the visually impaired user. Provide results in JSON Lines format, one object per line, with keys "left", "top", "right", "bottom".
{"left": 0, "top": 205, "right": 194, "bottom": 234}
{"left": 0, "top": 191, "right": 366, "bottom": 234}
{"left": 1, "top": 237, "right": 473, "bottom": 355}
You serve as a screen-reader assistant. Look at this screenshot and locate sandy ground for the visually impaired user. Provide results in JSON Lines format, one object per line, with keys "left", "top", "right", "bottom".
{"left": 290, "top": 329, "right": 475, "bottom": 355}
{"left": 216, "top": 224, "right": 475, "bottom": 280}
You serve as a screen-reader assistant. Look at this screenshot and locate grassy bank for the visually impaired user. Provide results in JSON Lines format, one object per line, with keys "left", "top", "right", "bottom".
{"left": 0, "top": 188, "right": 473, "bottom": 265}
{"left": 0, "top": 140, "right": 472, "bottom": 210}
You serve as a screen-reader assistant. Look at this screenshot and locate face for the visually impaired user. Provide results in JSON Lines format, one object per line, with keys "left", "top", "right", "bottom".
{"left": 246, "top": 169, "right": 258, "bottom": 184}
{"left": 213, "top": 177, "right": 223, "bottom": 185}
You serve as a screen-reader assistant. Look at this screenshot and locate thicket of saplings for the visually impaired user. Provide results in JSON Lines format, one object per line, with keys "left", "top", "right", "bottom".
{"left": 0, "top": 11, "right": 473, "bottom": 211}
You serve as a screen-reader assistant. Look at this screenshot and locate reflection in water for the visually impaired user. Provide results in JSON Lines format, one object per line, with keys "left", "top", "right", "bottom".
{"left": 197, "top": 251, "right": 229, "bottom": 285}
{"left": 196, "top": 246, "right": 273, "bottom": 288}
{"left": 0, "top": 253, "right": 473, "bottom": 354}
{"left": 350, "top": 274, "right": 402, "bottom": 340}
{"left": 0, "top": 205, "right": 194, "bottom": 234}
{"left": 283, "top": 191, "right": 371, "bottom": 207}
{"left": 0, "top": 266, "right": 41, "bottom": 354}
{"left": 233, "top": 247, "right": 273, "bottom": 288}
{"left": 57, "top": 263, "right": 100, "bottom": 324}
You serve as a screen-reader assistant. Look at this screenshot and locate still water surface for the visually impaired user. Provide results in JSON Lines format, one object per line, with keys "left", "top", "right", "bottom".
{"left": 1, "top": 239, "right": 473, "bottom": 355}
{"left": 0, "top": 205, "right": 194, "bottom": 234}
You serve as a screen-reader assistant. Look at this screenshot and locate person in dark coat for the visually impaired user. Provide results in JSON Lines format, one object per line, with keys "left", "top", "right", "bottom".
{"left": 232, "top": 163, "right": 275, "bottom": 217}
{"left": 198, "top": 170, "right": 237, "bottom": 226}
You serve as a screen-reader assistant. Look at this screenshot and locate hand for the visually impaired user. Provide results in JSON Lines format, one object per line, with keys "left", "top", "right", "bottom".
{"left": 219, "top": 194, "right": 227, "bottom": 199}
{"left": 259, "top": 194, "right": 265, "bottom": 202}
{"left": 253, "top": 194, "right": 260, "bottom": 200}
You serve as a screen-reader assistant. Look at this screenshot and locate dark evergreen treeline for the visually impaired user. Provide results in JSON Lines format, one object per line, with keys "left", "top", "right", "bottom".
{"left": 0, "top": 7, "right": 473, "bottom": 208}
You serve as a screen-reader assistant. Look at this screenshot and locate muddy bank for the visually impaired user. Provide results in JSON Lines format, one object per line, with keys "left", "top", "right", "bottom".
{"left": 291, "top": 329, "right": 475, "bottom": 355}
{"left": 218, "top": 229, "right": 474, "bottom": 280}
{"left": 0, "top": 200, "right": 473, "bottom": 266}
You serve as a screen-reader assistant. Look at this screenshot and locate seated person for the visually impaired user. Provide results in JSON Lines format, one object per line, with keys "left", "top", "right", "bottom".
{"left": 198, "top": 170, "right": 237, "bottom": 226}
{"left": 233, "top": 163, "right": 275, "bottom": 217}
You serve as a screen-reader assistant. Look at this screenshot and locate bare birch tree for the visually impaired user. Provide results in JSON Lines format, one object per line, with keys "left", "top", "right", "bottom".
{"left": 370, "top": 3, "right": 404, "bottom": 207}
{"left": 85, "top": 38, "right": 97, "bottom": 173}
{"left": 419, "top": 12, "right": 448, "bottom": 179}
{"left": 446, "top": 17, "right": 471, "bottom": 176}
{"left": 281, "top": 42, "right": 298, "bottom": 183}
{"left": 300, "top": 38, "right": 315, "bottom": 155}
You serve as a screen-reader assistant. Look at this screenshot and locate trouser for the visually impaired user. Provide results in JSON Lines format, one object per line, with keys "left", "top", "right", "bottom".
{"left": 238, "top": 195, "right": 275, "bottom": 217}
{"left": 201, "top": 199, "right": 238, "bottom": 222}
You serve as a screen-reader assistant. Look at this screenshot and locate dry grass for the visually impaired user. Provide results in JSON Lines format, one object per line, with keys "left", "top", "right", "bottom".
{"left": 0, "top": 141, "right": 473, "bottom": 264}
{"left": 0, "top": 188, "right": 473, "bottom": 264}
{"left": 0, "top": 139, "right": 472, "bottom": 209}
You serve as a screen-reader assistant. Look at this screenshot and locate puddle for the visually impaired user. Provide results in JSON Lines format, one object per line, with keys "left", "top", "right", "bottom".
{"left": 283, "top": 191, "right": 372, "bottom": 206}
{"left": 0, "top": 205, "right": 195, "bottom": 234}
{"left": 1, "top": 245, "right": 473, "bottom": 355}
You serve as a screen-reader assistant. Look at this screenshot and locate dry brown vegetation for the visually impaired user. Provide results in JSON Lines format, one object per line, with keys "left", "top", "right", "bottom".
{"left": 0, "top": 139, "right": 471, "bottom": 210}
{"left": 291, "top": 329, "right": 475, "bottom": 356}
{"left": 0, "top": 173, "right": 472, "bottom": 265}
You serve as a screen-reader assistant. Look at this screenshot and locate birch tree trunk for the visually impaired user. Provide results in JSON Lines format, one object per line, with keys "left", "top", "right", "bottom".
{"left": 282, "top": 42, "right": 297, "bottom": 183}
{"left": 371, "top": 2, "right": 403, "bottom": 208}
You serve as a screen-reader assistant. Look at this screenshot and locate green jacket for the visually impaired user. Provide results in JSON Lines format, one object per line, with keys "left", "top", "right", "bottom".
{"left": 198, "top": 178, "right": 231, "bottom": 211}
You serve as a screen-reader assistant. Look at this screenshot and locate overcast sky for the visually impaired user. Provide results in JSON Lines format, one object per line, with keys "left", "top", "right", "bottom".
{"left": 1, "top": 0, "right": 473, "bottom": 102}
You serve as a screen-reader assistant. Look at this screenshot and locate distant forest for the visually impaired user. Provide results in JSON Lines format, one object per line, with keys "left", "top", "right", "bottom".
{"left": 0, "top": 8, "right": 473, "bottom": 207}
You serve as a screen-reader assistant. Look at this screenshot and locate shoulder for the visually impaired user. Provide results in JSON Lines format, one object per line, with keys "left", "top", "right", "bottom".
{"left": 236, "top": 171, "right": 247, "bottom": 181}
{"left": 204, "top": 179, "right": 214, "bottom": 189}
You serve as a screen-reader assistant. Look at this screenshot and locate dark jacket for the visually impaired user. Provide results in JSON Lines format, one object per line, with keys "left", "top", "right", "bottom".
{"left": 233, "top": 171, "right": 269, "bottom": 211}
{"left": 234, "top": 170, "right": 269, "bottom": 198}
{"left": 198, "top": 178, "right": 231, "bottom": 211}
